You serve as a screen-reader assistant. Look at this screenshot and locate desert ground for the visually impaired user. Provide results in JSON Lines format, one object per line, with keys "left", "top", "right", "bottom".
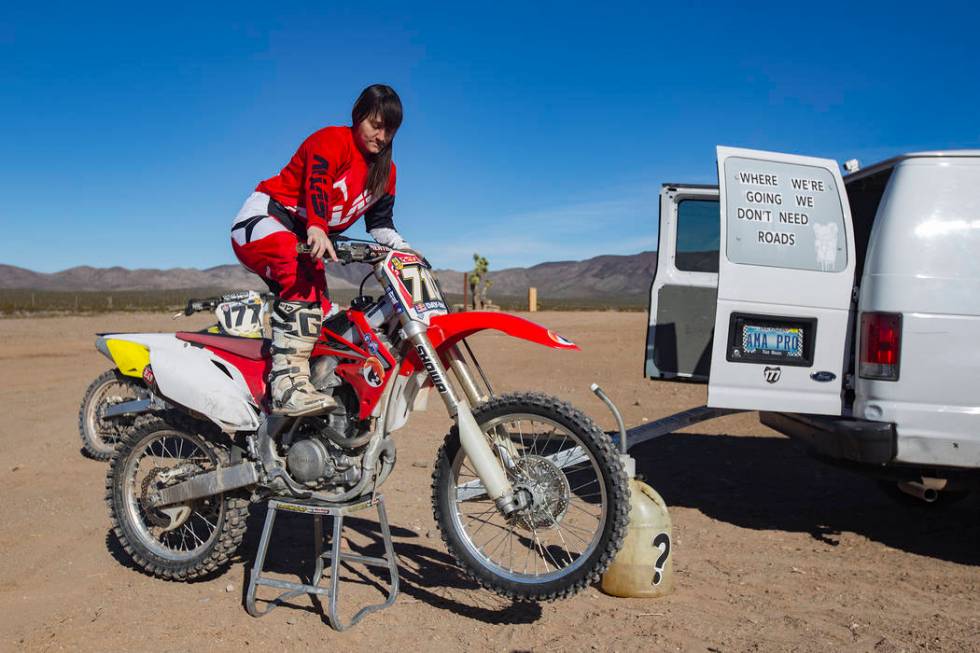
{"left": 0, "top": 311, "right": 977, "bottom": 652}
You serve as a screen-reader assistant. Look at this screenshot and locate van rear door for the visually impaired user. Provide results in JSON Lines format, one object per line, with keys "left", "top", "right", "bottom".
{"left": 645, "top": 184, "right": 720, "bottom": 381}
{"left": 707, "top": 147, "right": 856, "bottom": 415}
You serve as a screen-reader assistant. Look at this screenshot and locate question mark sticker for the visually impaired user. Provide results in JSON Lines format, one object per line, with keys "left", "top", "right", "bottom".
{"left": 652, "top": 532, "right": 671, "bottom": 586}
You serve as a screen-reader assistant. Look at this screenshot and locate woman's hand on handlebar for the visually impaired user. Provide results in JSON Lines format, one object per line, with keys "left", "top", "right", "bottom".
{"left": 307, "top": 226, "right": 338, "bottom": 262}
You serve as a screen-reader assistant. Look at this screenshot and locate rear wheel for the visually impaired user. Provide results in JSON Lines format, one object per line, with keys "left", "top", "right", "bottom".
{"left": 106, "top": 415, "right": 248, "bottom": 580}
{"left": 432, "top": 393, "right": 629, "bottom": 601}
{"left": 78, "top": 370, "right": 149, "bottom": 460}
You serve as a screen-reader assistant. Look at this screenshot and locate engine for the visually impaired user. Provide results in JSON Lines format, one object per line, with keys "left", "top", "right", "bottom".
{"left": 281, "top": 408, "right": 365, "bottom": 490}
{"left": 286, "top": 438, "right": 336, "bottom": 484}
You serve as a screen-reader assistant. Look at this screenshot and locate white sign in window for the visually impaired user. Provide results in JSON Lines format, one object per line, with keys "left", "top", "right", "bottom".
{"left": 723, "top": 157, "right": 847, "bottom": 272}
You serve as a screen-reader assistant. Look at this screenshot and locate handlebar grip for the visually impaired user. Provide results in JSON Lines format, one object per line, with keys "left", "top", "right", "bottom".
{"left": 183, "top": 297, "right": 220, "bottom": 315}
{"left": 220, "top": 290, "right": 251, "bottom": 303}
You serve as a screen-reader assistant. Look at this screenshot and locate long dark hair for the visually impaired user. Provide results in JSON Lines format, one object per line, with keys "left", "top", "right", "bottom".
{"left": 352, "top": 84, "right": 403, "bottom": 199}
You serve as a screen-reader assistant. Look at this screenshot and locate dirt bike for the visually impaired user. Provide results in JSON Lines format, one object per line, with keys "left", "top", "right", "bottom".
{"left": 100, "top": 238, "right": 629, "bottom": 601}
{"left": 78, "top": 291, "right": 271, "bottom": 460}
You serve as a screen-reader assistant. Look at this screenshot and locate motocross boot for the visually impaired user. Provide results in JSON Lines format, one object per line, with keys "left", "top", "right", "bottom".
{"left": 268, "top": 300, "right": 337, "bottom": 416}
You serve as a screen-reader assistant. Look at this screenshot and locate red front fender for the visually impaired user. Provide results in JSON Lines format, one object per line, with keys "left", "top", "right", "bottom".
{"left": 398, "top": 311, "right": 578, "bottom": 376}
{"left": 428, "top": 311, "right": 579, "bottom": 352}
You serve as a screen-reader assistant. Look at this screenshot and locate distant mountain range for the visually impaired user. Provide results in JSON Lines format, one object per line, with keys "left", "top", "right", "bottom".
{"left": 0, "top": 250, "right": 699, "bottom": 302}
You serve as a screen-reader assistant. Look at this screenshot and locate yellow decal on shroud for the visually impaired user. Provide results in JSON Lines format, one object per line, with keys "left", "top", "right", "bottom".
{"left": 105, "top": 339, "right": 150, "bottom": 378}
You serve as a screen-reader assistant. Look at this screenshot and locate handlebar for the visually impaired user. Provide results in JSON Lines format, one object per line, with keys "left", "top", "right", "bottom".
{"left": 181, "top": 291, "right": 274, "bottom": 316}
{"left": 296, "top": 237, "right": 431, "bottom": 268}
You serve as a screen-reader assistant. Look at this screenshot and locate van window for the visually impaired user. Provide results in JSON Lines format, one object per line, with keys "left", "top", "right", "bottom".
{"left": 723, "top": 159, "right": 847, "bottom": 272}
{"left": 676, "top": 199, "right": 720, "bottom": 273}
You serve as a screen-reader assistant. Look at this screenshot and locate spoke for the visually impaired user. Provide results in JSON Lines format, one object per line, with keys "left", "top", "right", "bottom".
{"left": 568, "top": 503, "right": 602, "bottom": 521}
{"left": 481, "top": 524, "right": 513, "bottom": 558}
{"left": 458, "top": 501, "right": 494, "bottom": 514}
{"left": 564, "top": 454, "right": 593, "bottom": 468}
{"left": 469, "top": 510, "right": 505, "bottom": 539}
{"left": 561, "top": 517, "right": 600, "bottom": 538}
{"left": 184, "top": 523, "right": 206, "bottom": 548}
{"left": 462, "top": 505, "right": 497, "bottom": 532}
{"left": 547, "top": 511, "right": 577, "bottom": 564}
{"left": 529, "top": 524, "right": 555, "bottom": 574}
{"left": 522, "top": 531, "right": 534, "bottom": 575}
{"left": 556, "top": 520, "right": 590, "bottom": 547}
{"left": 176, "top": 528, "right": 187, "bottom": 551}
{"left": 194, "top": 512, "right": 217, "bottom": 533}
{"left": 462, "top": 513, "right": 506, "bottom": 531}
{"left": 555, "top": 428, "right": 569, "bottom": 457}
{"left": 572, "top": 491, "right": 602, "bottom": 500}
{"left": 518, "top": 420, "right": 533, "bottom": 456}
{"left": 460, "top": 459, "right": 478, "bottom": 479}
{"left": 569, "top": 477, "right": 599, "bottom": 493}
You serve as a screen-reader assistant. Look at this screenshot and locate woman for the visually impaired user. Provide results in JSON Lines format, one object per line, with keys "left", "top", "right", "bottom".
{"left": 231, "top": 84, "right": 411, "bottom": 415}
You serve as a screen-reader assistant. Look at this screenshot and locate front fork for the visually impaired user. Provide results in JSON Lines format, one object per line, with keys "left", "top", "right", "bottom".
{"left": 401, "top": 320, "right": 522, "bottom": 515}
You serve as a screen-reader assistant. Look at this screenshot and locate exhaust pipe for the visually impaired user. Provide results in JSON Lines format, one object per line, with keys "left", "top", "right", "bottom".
{"left": 897, "top": 481, "right": 939, "bottom": 503}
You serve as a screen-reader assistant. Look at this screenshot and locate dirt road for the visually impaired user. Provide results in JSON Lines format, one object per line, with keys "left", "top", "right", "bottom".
{"left": 1, "top": 311, "right": 977, "bottom": 652}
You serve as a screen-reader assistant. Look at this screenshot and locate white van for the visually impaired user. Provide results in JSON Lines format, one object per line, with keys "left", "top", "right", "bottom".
{"left": 645, "top": 148, "right": 980, "bottom": 502}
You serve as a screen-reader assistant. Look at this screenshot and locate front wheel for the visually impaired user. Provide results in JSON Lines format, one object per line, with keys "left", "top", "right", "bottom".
{"left": 432, "top": 392, "right": 629, "bottom": 601}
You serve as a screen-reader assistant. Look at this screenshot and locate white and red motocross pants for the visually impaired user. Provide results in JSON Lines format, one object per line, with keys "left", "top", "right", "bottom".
{"left": 231, "top": 191, "right": 332, "bottom": 310}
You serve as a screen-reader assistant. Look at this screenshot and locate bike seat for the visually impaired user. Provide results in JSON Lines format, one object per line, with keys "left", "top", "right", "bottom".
{"left": 176, "top": 332, "right": 269, "bottom": 360}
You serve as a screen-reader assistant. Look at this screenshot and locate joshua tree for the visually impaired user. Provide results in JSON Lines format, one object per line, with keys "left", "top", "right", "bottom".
{"left": 468, "top": 253, "right": 493, "bottom": 310}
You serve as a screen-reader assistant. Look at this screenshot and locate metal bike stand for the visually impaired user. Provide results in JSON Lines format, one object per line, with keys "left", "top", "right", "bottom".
{"left": 245, "top": 494, "right": 400, "bottom": 631}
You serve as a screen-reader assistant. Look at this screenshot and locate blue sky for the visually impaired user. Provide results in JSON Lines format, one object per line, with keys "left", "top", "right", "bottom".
{"left": 2, "top": 2, "right": 978, "bottom": 273}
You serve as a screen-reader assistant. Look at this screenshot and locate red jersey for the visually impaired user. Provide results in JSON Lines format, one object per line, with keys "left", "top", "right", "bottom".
{"left": 256, "top": 126, "right": 397, "bottom": 235}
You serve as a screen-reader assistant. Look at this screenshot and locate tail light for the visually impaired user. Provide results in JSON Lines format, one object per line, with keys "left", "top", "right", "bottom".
{"left": 859, "top": 312, "right": 902, "bottom": 381}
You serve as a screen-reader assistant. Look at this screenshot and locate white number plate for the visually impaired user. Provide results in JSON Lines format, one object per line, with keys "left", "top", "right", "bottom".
{"left": 216, "top": 291, "right": 266, "bottom": 337}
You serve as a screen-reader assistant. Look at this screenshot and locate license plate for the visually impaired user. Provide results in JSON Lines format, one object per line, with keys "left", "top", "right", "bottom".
{"left": 742, "top": 325, "right": 803, "bottom": 358}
